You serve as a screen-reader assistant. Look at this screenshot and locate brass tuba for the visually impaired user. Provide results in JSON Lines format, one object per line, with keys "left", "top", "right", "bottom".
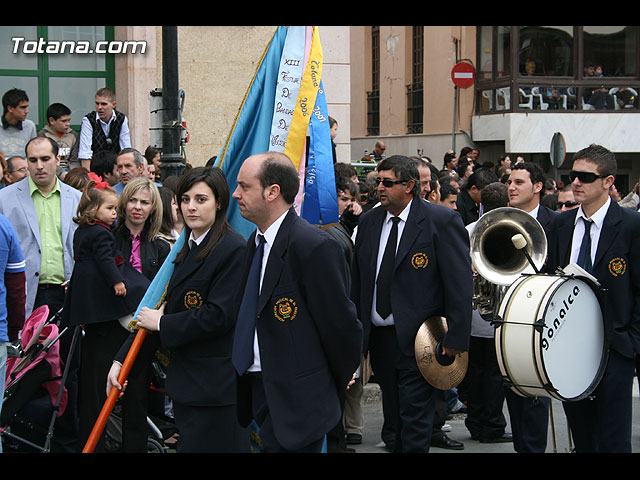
{"left": 469, "top": 207, "right": 548, "bottom": 318}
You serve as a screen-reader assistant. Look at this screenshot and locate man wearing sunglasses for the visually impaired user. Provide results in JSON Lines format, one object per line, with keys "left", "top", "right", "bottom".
{"left": 545, "top": 144, "right": 640, "bottom": 453}
{"left": 556, "top": 185, "right": 579, "bottom": 212}
{"left": 351, "top": 155, "right": 472, "bottom": 452}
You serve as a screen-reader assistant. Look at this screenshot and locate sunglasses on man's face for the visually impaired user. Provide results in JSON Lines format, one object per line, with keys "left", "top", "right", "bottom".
{"left": 569, "top": 170, "right": 609, "bottom": 183}
{"left": 375, "top": 177, "right": 406, "bottom": 188}
{"left": 557, "top": 200, "right": 578, "bottom": 209}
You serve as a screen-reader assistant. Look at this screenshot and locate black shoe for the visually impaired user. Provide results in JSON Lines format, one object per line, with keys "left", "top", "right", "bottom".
{"left": 382, "top": 442, "right": 395, "bottom": 452}
{"left": 480, "top": 432, "right": 513, "bottom": 444}
{"left": 431, "top": 434, "right": 464, "bottom": 450}
{"left": 345, "top": 433, "right": 362, "bottom": 445}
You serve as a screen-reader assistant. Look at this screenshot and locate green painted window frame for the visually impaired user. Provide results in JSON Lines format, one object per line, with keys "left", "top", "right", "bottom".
{"left": 0, "top": 26, "right": 115, "bottom": 131}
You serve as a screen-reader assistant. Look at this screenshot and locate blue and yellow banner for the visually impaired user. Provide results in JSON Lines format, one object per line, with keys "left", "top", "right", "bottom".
{"left": 216, "top": 26, "right": 289, "bottom": 239}
{"left": 269, "top": 26, "right": 307, "bottom": 153}
{"left": 303, "top": 79, "right": 339, "bottom": 226}
{"left": 217, "top": 26, "right": 339, "bottom": 237}
{"left": 284, "top": 26, "right": 322, "bottom": 173}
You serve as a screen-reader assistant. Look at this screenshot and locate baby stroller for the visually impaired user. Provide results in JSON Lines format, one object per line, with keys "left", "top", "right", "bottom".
{"left": 1, "top": 306, "right": 77, "bottom": 453}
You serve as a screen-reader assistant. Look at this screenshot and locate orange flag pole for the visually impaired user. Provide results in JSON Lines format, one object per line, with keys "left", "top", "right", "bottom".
{"left": 82, "top": 328, "right": 148, "bottom": 453}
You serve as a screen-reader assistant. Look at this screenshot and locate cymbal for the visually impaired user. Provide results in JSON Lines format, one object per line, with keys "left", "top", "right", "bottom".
{"left": 414, "top": 316, "right": 468, "bottom": 390}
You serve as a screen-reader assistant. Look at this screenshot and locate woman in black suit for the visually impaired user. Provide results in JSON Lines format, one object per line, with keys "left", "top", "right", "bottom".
{"left": 108, "top": 167, "right": 248, "bottom": 453}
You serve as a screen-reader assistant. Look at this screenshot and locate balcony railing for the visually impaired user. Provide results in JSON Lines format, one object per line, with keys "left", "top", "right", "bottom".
{"left": 478, "top": 83, "right": 639, "bottom": 113}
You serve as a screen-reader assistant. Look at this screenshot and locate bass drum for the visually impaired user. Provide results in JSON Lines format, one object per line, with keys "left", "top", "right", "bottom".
{"left": 495, "top": 274, "right": 609, "bottom": 402}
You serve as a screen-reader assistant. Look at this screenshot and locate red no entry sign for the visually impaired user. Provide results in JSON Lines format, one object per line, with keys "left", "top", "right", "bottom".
{"left": 451, "top": 61, "right": 475, "bottom": 89}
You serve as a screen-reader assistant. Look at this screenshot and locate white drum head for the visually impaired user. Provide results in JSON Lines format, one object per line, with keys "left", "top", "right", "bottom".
{"left": 537, "top": 277, "right": 606, "bottom": 400}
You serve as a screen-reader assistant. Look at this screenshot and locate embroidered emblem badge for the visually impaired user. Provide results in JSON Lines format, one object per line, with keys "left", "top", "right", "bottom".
{"left": 184, "top": 290, "right": 203, "bottom": 309}
{"left": 274, "top": 297, "right": 298, "bottom": 322}
{"left": 411, "top": 252, "right": 429, "bottom": 269}
{"left": 608, "top": 257, "right": 626, "bottom": 277}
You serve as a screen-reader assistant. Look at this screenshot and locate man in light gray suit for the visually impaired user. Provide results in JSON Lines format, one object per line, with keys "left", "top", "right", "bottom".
{"left": 0, "top": 136, "right": 81, "bottom": 319}
{"left": 0, "top": 135, "right": 81, "bottom": 452}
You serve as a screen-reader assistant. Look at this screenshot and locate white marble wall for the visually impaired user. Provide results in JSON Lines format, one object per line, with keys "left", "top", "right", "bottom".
{"left": 472, "top": 112, "right": 640, "bottom": 154}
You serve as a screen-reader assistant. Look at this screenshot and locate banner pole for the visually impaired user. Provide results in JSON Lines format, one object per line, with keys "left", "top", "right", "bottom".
{"left": 82, "top": 328, "right": 148, "bottom": 453}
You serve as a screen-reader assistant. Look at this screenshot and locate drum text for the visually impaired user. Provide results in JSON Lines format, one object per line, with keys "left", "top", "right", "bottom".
{"left": 542, "top": 285, "right": 580, "bottom": 350}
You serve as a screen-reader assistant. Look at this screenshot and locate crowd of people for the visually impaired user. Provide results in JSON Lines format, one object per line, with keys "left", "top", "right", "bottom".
{"left": 0, "top": 84, "right": 638, "bottom": 454}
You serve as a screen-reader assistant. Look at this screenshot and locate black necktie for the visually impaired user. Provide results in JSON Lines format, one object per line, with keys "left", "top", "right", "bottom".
{"left": 376, "top": 216, "right": 400, "bottom": 319}
{"left": 576, "top": 218, "right": 593, "bottom": 273}
{"left": 232, "top": 234, "right": 265, "bottom": 375}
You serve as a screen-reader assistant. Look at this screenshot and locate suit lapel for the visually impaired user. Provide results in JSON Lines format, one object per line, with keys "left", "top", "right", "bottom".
{"left": 537, "top": 205, "right": 551, "bottom": 229}
{"left": 558, "top": 210, "right": 577, "bottom": 267}
{"left": 60, "top": 183, "right": 73, "bottom": 249}
{"left": 168, "top": 234, "right": 207, "bottom": 290}
{"left": 394, "top": 198, "right": 423, "bottom": 269}
{"left": 257, "top": 209, "right": 292, "bottom": 312}
{"left": 593, "top": 201, "right": 622, "bottom": 270}
{"left": 367, "top": 206, "right": 386, "bottom": 274}
{"left": 16, "top": 180, "right": 41, "bottom": 249}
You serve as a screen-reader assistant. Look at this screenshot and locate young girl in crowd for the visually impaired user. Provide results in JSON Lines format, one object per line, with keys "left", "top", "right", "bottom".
{"left": 62, "top": 172, "right": 150, "bottom": 452}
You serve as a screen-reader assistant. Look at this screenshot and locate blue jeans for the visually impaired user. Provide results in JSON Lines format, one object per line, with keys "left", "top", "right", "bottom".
{"left": 0, "top": 341, "right": 8, "bottom": 453}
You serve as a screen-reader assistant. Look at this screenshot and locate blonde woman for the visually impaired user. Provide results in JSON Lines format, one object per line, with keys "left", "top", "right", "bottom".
{"left": 109, "top": 176, "right": 171, "bottom": 452}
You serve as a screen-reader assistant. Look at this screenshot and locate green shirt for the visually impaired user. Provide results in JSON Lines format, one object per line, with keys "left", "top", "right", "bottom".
{"left": 28, "top": 176, "right": 65, "bottom": 285}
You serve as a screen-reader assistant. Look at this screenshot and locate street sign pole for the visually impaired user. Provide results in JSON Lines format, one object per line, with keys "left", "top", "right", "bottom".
{"left": 452, "top": 85, "right": 457, "bottom": 152}
{"left": 450, "top": 60, "right": 476, "bottom": 154}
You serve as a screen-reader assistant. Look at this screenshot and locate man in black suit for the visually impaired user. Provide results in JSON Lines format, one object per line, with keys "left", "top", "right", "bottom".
{"left": 351, "top": 155, "right": 473, "bottom": 452}
{"left": 504, "top": 161, "right": 556, "bottom": 453}
{"left": 456, "top": 168, "right": 498, "bottom": 226}
{"left": 231, "top": 151, "right": 362, "bottom": 453}
{"left": 545, "top": 144, "right": 640, "bottom": 452}
{"left": 507, "top": 162, "right": 557, "bottom": 230}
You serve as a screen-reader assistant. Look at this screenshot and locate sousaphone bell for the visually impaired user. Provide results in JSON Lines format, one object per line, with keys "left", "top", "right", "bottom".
{"left": 469, "top": 206, "right": 548, "bottom": 319}
{"left": 414, "top": 316, "right": 468, "bottom": 390}
{"left": 470, "top": 206, "right": 548, "bottom": 287}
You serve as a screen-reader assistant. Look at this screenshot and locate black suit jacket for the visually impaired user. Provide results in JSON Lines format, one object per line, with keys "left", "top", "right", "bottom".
{"left": 536, "top": 204, "right": 557, "bottom": 232}
{"left": 63, "top": 223, "right": 149, "bottom": 326}
{"left": 456, "top": 188, "right": 479, "bottom": 226}
{"left": 545, "top": 201, "right": 640, "bottom": 358}
{"left": 113, "top": 224, "right": 171, "bottom": 282}
{"left": 351, "top": 198, "right": 473, "bottom": 357}
{"left": 117, "top": 228, "right": 246, "bottom": 407}
{"left": 235, "top": 209, "right": 362, "bottom": 450}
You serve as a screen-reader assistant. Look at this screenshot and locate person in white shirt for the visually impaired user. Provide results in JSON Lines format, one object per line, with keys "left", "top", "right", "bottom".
{"left": 504, "top": 162, "right": 557, "bottom": 453}
{"left": 78, "top": 87, "right": 131, "bottom": 170}
{"left": 545, "top": 144, "right": 640, "bottom": 453}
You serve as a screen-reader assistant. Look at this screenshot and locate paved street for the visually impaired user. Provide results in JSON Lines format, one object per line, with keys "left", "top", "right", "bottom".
{"left": 350, "top": 380, "right": 640, "bottom": 454}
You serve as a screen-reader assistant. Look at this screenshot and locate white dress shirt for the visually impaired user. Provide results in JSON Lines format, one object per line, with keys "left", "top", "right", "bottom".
{"left": 188, "top": 227, "right": 211, "bottom": 249}
{"left": 526, "top": 203, "right": 540, "bottom": 220}
{"left": 156, "top": 227, "right": 211, "bottom": 333}
{"left": 248, "top": 209, "right": 289, "bottom": 373}
{"left": 570, "top": 196, "right": 611, "bottom": 267}
{"left": 78, "top": 110, "right": 131, "bottom": 160}
{"left": 371, "top": 199, "right": 412, "bottom": 327}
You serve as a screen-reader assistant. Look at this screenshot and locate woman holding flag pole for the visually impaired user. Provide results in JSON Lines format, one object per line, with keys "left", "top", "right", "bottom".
{"left": 106, "top": 167, "right": 248, "bottom": 453}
